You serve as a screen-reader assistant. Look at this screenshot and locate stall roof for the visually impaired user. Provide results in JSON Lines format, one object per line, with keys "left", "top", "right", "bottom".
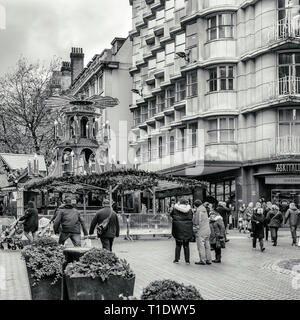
{"left": 0, "top": 153, "right": 47, "bottom": 172}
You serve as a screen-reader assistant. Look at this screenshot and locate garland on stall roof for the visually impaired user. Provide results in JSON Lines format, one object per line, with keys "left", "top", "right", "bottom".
{"left": 24, "top": 169, "right": 206, "bottom": 193}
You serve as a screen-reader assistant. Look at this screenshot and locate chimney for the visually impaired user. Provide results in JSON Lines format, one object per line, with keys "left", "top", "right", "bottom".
{"left": 70, "top": 47, "right": 84, "bottom": 84}
{"left": 61, "top": 61, "right": 71, "bottom": 73}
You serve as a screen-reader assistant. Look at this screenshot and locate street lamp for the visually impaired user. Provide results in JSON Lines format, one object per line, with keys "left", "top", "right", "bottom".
{"left": 176, "top": 51, "right": 191, "bottom": 63}
{"left": 131, "top": 88, "right": 143, "bottom": 97}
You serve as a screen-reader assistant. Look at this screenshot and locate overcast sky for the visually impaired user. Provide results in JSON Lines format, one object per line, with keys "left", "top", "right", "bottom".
{"left": 0, "top": 0, "right": 132, "bottom": 75}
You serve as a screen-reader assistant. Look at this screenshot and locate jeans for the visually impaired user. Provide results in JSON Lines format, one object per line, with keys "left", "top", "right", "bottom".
{"left": 252, "top": 237, "right": 264, "bottom": 251}
{"left": 175, "top": 240, "right": 190, "bottom": 262}
{"left": 100, "top": 237, "right": 114, "bottom": 251}
{"left": 265, "top": 225, "right": 269, "bottom": 241}
{"left": 196, "top": 233, "right": 212, "bottom": 263}
{"left": 59, "top": 232, "right": 81, "bottom": 247}
{"left": 290, "top": 225, "right": 298, "bottom": 244}
{"left": 270, "top": 227, "right": 278, "bottom": 245}
{"left": 211, "top": 243, "right": 221, "bottom": 261}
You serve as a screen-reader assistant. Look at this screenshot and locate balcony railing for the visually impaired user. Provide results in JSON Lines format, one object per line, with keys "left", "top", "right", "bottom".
{"left": 268, "top": 76, "right": 300, "bottom": 98}
{"left": 269, "top": 136, "right": 300, "bottom": 157}
{"left": 269, "top": 18, "right": 300, "bottom": 42}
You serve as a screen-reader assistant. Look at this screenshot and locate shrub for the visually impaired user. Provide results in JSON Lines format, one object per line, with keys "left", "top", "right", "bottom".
{"left": 21, "top": 237, "right": 65, "bottom": 286}
{"left": 141, "top": 280, "right": 203, "bottom": 300}
{"left": 65, "top": 248, "right": 134, "bottom": 282}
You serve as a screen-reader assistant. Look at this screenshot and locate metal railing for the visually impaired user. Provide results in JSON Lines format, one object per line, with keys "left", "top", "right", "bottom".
{"left": 268, "top": 76, "right": 300, "bottom": 98}
{"left": 269, "top": 136, "right": 300, "bottom": 156}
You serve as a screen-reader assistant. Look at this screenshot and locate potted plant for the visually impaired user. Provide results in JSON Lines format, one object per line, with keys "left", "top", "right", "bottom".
{"left": 141, "top": 280, "right": 204, "bottom": 300}
{"left": 64, "top": 248, "right": 135, "bottom": 300}
{"left": 21, "top": 237, "right": 65, "bottom": 300}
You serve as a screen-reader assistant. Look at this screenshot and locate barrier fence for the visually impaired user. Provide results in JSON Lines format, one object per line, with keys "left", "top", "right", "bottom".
{"left": 38, "top": 213, "right": 172, "bottom": 238}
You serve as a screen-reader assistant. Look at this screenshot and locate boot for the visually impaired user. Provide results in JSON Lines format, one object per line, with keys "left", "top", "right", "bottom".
{"left": 259, "top": 239, "right": 265, "bottom": 252}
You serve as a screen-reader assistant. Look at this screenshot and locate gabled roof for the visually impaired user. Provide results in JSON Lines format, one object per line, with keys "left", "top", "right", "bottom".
{"left": 0, "top": 154, "right": 47, "bottom": 172}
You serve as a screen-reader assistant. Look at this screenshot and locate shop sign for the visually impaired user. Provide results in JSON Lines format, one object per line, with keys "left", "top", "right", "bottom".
{"left": 266, "top": 176, "right": 300, "bottom": 185}
{"left": 275, "top": 163, "right": 300, "bottom": 173}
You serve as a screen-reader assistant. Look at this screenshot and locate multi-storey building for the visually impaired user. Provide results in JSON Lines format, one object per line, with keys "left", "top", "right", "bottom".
{"left": 129, "top": 0, "right": 300, "bottom": 206}
{"left": 68, "top": 38, "right": 133, "bottom": 166}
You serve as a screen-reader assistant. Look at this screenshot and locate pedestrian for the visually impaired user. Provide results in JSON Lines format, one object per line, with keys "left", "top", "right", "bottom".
{"left": 168, "top": 197, "right": 177, "bottom": 214}
{"left": 19, "top": 201, "right": 38, "bottom": 243}
{"left": 280, "top": 200, "right": 289, "bottom": 217}
{"left": 245, "top": 202, "right": 254, "bottom": 234}
{"left": 267, "top": 205, "right": 283, "bottom": 246}
{"left": 251, "top": 205, "right": 265, "bottom": 252}
{"left": 203, "top": 202, "right": 210, "bottom": 217}
{"left": 263, "top": 201, "right": 272, "bottom": 241}
{"left": 238, "top": 203, "right": 246, "bottom": 233}
{"left": 284, "top": 202, "right": 300, "bottom": 246}
{"left": 215, "top": 201, "right": 231, "bottom": 242}
{"left": 89, "top": 199, "right": 120, "bottom": 251}
{"left": 170, "top": 198, "right": 193, "bottom": 265}
{"left": 53, "top": 198, "right": 88, "bottom": 247}
{"left": 193, "top": 200, "right": 212, "bottom": 265}
{"left": 209, "top": 209, "right": 226, "bottom": 263}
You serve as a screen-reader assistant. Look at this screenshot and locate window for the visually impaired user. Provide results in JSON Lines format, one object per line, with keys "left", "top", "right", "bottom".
{"left": 278, "top": 108, "right": 300, "bottom": 137}
{"left": 189, "top": 123, "right": 198, "bottom": 148}
{"left": 187, "top": 71, "right": 198, "bottom": 97}
{"left": 158, "top": 136, "right": 163, "bottom": 158}
{"left": 178, "top": 128, "right": 186, "bottom": 151}
{"left": 141, "top": 105, "right": 148, "bottom": 122}
{"left": 148, "top": 99, "right": 156, "bottom": 118}
{"left": 156, "top": 93, "right": 165, "bottom": 113}
{"left": 133, "top": 109, "right": 141, "bottom": 126}
{"left": 207, "top": 13, "right": 234, "bottom": 41}
{"left": 166, "top": 86, "right": 176, "bottom": 108}
{"left": 148, "top": 138, "right": 152, "bottom": 161}
{"left": 278, "top": 0, "right": 300, "bottom": 21}
{"left": 175, "top": 33, "right": 186, "bottom": 53}
{"left": 278, "top": 52, "right": 300, "bottom": 94}
{"left": 208, "top": 66, "right": 234, "bottom": 92}
{"left": 207, "top": 117, "right": 236, "bottom": 143}
{"left": 186, "top": 23, "right": 198, "bottom": 48}
{"left": 176, "top": 79, "right": 186, "bottom": 101}
{"left": 169, "top": 136, "right": 175, "bottom": 155}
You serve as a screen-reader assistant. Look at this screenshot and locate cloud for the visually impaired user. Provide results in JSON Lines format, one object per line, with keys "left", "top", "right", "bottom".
{"left": 0, "top": 0, "right": 132, "bottom": 75}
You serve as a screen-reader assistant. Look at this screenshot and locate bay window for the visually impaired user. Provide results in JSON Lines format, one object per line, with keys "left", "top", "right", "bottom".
{"left": 207, "top": 13, "right": 234, "bottom": 41}
{"left": 141, "top": 105, "right": 148, "bottom": 122}
{"left": 156, "top": 93, "right": 165, "bottom": 113}
{"left": 207, "top": 117, "right": 236, "bottom": 143}
{"left": 148, "top": 99, "right": 156, "bottom": 118}
{"left": 175, "top": 79, "right": 186, "bottom": 102}
{"left": 166, "top": 86, "right": 176, "bottom": 108}
{"left": 208, "top": 66, "right": 234, "bottom": 92}
{"left": 278, "top": 108, "right": 300, "bottom": 137}
{"left": 133, "top": 108, "right": 141, "bottom": 126}
{"left": 278, "top": 52, "right": 300, "bottom": 94}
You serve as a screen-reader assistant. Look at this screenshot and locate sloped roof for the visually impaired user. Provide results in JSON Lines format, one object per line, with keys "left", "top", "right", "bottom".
{"left": 0, "top": 174, "right": 9, "bottom": 189}
{"left": 0, "top": 154, "right": 47, "bottom": 172}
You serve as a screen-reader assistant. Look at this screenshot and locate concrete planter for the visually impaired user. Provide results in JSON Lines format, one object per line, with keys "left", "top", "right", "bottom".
{"left": 26, "top": 266, "right": 62, "bottom": 300}
{"left": 65, "top": 275, "right": 135, "bottom": 300}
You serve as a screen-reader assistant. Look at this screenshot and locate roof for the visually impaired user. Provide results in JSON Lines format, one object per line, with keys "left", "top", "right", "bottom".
{"left": 0, "top": 154, "right": 47, "bottom": 172}
{"left": 0, "top": 174, "right": 9, "bottom": 189}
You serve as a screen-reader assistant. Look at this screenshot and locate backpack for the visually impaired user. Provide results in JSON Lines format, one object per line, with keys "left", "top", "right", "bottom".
{"left": 96, "top": 210, "right": 113, "bottom": 237}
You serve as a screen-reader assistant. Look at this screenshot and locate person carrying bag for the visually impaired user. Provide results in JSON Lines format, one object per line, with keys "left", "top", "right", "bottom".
{"left": 89, "top": 199, "right": 119, "bottom": 252}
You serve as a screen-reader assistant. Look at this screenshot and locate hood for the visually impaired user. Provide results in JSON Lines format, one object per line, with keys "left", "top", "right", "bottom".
{"left": 174, "top": 203, "right": 191, "bottom": 213}
{"left": 289, "top": 207, "right": 298, "bottom": 212}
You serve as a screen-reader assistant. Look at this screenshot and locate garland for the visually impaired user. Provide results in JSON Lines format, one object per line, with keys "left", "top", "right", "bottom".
{"left": 24, "top": 169, "right": 205, "bottom": 193}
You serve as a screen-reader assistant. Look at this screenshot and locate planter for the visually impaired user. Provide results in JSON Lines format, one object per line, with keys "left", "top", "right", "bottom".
{"left": 65, "top": 275, "right": 135, "bottom": 300}
{"left": 26, "top": 266, "right": 62, "bottom": 300}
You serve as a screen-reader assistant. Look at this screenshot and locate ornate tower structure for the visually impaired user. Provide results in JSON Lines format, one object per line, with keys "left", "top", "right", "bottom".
{"left": 47, "top": 94, "right": 119, "bottom": 177}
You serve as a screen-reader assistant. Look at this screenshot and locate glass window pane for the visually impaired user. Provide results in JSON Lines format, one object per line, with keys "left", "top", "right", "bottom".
{"left": 220, "top": 79, "right": 227, "bottom": 90}
{"left": 209, "top": 119, "right": 217, "bottom": 130}
{"left": 279, "top": 123, "right": 290, "bottom": 136}
{"left": 220, "top": 67, "right": 226, "bottom": 78}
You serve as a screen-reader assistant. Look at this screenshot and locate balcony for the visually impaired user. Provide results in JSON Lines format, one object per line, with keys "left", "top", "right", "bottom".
{"left": 268, "top": 77, "right": 300, "bottom": 100}
{"left": 268, "top": 18, "right": 300, "bottom": 43}
{"left": 269, "top": 136, "right": 300, "bottom": 157}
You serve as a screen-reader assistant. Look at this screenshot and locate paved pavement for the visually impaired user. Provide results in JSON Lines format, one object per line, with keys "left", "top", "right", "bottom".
{"left": 0, "top": 230, "right": 299, "bottom": 300}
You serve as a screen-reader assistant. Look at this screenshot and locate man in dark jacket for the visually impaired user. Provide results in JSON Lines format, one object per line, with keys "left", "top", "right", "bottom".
{"left": 251, "top": 208, "right": 265, "bottom": 252}
{"left": 53, "top": 198, "right": 88, "bottom": 247}
{"left": 19, "top": 201, "right": 38, "bottom": 243}
{"left": 284, "top": 203, "right": 300, "bottom": 246}
{"left": 89, "top": 199, "right": 120, "bottom": 251}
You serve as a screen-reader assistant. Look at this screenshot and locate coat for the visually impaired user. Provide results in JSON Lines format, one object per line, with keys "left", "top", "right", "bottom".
{"left": 170, "top": 203, "right": 193, "bottom": 241}
{"left": 209, "top": 215, "right": 225, "bottom": 245}
{"left": 19, "top": 208, "right": 39, "bottom": 233}
{"left": 284, "top": 208, "right": 300, "bottom": 227}
{"left": 193, "top": 205, "right": 210, "bottom": 237}
{"left": 267, "top": 211, "right": 283, "bottom": 228}
{"left": 251, "top": 212, "right": 265, "bottom": 239}
{"left": 89, "top": 206, "right": 120, "bottom": 239}
{"left": 53, "top": 204, "right": 88, "bottom": 235}
{"left": 216, "top": 205, "right": 230, "bottom": 227}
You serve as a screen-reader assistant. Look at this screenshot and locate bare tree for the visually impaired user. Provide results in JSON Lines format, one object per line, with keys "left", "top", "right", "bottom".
{"left": 0, "top": 57, "right": 60, "bottom": 162}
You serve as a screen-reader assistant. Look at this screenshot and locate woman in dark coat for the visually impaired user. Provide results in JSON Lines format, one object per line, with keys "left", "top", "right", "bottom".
{"left": 251, "top": 206, "right": 265, "bottom": 252}
{"left": 209, "top": 210, "right": 226, "bottom": 263}
{"left": 170, "top": 199, "right": 193, "bottom": 264}
{"left": 19, "top": 201, "right": 39, "bottom": 243}
{"left": 267, "top": 205, "right": 283, "bottom": 246}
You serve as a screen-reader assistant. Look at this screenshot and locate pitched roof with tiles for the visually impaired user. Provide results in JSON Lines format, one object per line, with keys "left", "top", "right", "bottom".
{"left": 0, "top": 154, "right": 47, "bottom": 172}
